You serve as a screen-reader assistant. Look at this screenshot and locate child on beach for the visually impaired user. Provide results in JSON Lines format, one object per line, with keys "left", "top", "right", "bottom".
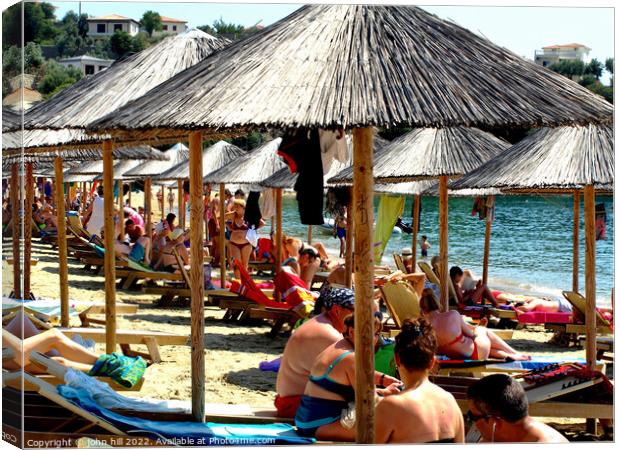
{"left": 420, "top": 235, "right": 431, "bottom": 258}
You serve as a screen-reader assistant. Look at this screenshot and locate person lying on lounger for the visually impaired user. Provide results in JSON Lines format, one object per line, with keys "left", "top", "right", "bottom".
{"left": 152, "top": 228, "right": 189, "bottom": 272}
{"left": 282, "top": 246, "right": 321, "bottom": 288}
{"left": 375, "top": 318, "right": 464, "bottom": 443}
{"left": 467, "top": 374, "right": 568, "bottom": 443}
{"left": 420, "top": 289, "right": 530, "bottom": 361}
{"left": 294, "top": 312, "right": 401, "bottom": 440}
{"left": 283, "top": 236, "right": 336, "bottom": 271}
{"left": 450, "top": 266, "right": 498, "bottom": 307}
{"left": 2, "top": 312, "right": 145, "bottom": 388}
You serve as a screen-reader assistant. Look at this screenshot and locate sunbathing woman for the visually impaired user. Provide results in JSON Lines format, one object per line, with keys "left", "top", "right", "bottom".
{"left": 225, "top": 199, "right": 265, "bottom": 278}
{"left": 152, "top": 228, "right": 189, "bottom": 272}
{"left": 420, "top": 289, "right": 530, "bottom": 361}
{"left": 375, "top": 318, "right": 464, "bottom": 443}
{"left": 284, "top": 236, "right": 335, "bottom": 270}
{"left": 295, "top": 313, "right": 401, "bottom": 440}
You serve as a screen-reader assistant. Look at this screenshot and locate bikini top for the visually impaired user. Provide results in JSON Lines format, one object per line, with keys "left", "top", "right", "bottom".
{"left": 309, "top": 350, "right": 355, "bottom": 402}
{"left": 444, "top": 332, "right": 473, "bottom": 347}
{"left": 227, "top": 218, "right": 249, "bottom": 231}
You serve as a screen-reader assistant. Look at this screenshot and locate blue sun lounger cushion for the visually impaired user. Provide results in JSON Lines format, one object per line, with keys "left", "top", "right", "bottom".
{"left": 57, "top": 385, "right": 315, "bottom": 445}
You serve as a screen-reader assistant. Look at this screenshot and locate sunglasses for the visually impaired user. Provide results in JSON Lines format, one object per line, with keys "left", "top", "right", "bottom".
{"left": 465, "top": 410, "right": 491, "bottom": 422}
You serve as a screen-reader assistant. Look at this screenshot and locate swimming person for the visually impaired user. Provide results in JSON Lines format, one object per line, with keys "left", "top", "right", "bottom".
{"left": 374, "top": 318, "right": 464, "bottom": 443}
{"left": 295, "top": 312, "right": 401, "bottom": 440}
{"left": 420, "top": 289, "right": 530, "bottom": 361}
{"left": 467, "top": 374, "right": 568, "bottom": 443}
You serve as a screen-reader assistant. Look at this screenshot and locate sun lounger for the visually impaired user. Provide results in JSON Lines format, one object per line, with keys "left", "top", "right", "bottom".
{"left": 578, "top": 336, "right": 614, "bottom": 362}
{"left": 418, "top": 261, "right": 459, "bottom": 306}
{"left": 393, "top": 253, "right": 409, "bottom": 274}
{"left": 249, "top": 260, "right": 276, "bottom": 275}
{"left": 379, "top": 279, "right": 421, "bottom": 328}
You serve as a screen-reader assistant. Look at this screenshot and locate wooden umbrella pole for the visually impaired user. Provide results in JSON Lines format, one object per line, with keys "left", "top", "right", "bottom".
{"left": 275, "top": 188, "right": 283, "bottom": 302}
{"left": 144, "top": 177, "right": 152, "bottom": 240}
{"left": 118, "top": 181, "right": 124, "bottom": 210}
{"left": 161, "top": 187, "right": 165, "bottom": 219}
{"left": 178, "top": 179, "right": 184, "bottom": 228}
{"left": 352, "top": 127, "right": 375, "bottom": 444}
{"left": 80, "top": 181, "right": 86, "bottom": 214}
{"left": 188, "top": 131, "right": 205, "bottom": 422}
{"left": 583, "top": 185, "right": 596, "bottom": 370}
{"left": 344, "top": 192, "right": 354, "bottom": 288}
{"left": 572, "top": 190, "right": 580, "bottom": 293}
{"left": 307, "top": 225, "right": 313, "bottom": 244}
{"left": 411, "top": 195, "right": 420, "bottom": 272}
{"left": 102, "top": 140, "right": 117, "bottom": 354}
{"left": 219, "top": 183, "right": 226, "bottom": 284}
{"left": 24, "top": 162, "right": 34, "bottom": 299}
{"left": 438, "top": 175, "right": 449, "bottom": 311}
{"left": 10, "top": 164, "right": 21, "bottom": 298}
{"left": 482, "top": 195, "right": 494, "bottom": 285}
{"left": 54, "top": 157, "right": 70, "bottom": 326}
{"left": 128, "top": 182, "right": 132, "bottom": 207}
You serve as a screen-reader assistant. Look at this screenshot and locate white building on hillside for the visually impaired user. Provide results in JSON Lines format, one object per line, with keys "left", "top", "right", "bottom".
{"left": 155, "top": 16, "right": 188, "bottom": 35}
{"left": 58, "top": 55, "right": 115, "bottom": 76}
{"left": 534, "top": 43, "right": 591, "bottom": 67}
{"left": 87, "top": 14, "right": 140, "bottom": 38}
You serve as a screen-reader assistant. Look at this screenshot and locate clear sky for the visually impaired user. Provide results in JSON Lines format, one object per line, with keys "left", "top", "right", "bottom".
{"left": 50, "top": 1, "right": 614, "bottom": 82}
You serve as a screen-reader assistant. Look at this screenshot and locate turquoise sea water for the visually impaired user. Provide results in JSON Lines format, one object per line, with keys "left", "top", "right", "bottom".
{"left": 274, "top": 193, "right": 614, "bottom": 307}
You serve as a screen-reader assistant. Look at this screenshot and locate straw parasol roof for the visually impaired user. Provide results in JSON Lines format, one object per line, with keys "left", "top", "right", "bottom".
{"left": 89, "top": 5, "right": 611, "bottom": 139}
{"left": 95, "top": 160, "right": 144, "bottom": 181}
{"left": 2, "top": 107, "right": 20, "bottom": 132}
{"left": 450, "top": 124, "right": 614, "bottom": 193}
{"left": 122, "top": 143, "right": 189, "bottom": 178}
{"left": 203, "top": 138, "right": 284, "bottom": 185}
{"left": 374, "top": 181, "right": 436, "bottom": 196}
{"left": 20, "top": 29, "right": 229, "bottom": 132}
{"left": 1, "top": 145, "right": 169, "bottom": 165}
{"left": 2, "top": 128, "right": 113, "bottom": 155}
{"left": 153, "top": 140, "right": 246, "bottom": 181}
{"left": 261, "top": 134, "right": 389, "bottom": 189}
{"left": 329, "top": 127, "right": 510, "bottom": 184}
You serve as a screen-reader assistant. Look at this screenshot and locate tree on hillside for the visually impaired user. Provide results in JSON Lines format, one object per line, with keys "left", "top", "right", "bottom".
{"left": 605, "top": 58, "right": 614, "bottom": 75}
{"left": 2, "top": 1, "right": 58, "bottom": 47}
{"left": 37, "top": 60, "right": 82, "bottom": 98}
{"left": 131, "top": 32, "right": 150, "bottom": 53}
{"left": 198, "top": 18, "right": 250, "bottom": 40}
{"left": 2, "top": 43, "right": 45, "bottom": 97}
{"left": 549, "top": 59, "right": 585, "bottom": 79}
{"left": 584, "top": 58, "right": 603, "bottom": 79}
{"left": 110, "top": 30, "right": 134, "bottom": 58}
{"left": 140, "top": 11, "right": 163, "bottom": 37}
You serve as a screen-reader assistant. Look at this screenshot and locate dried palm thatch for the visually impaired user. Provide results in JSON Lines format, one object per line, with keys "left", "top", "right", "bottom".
{"left": 203, "top": 138, "right": 284, "bottom": 185}
{"left": 329, "top": 127, "right": 509, "bottom": 184}
{"left": 21, "top": 29, "right": 229, "bottom": 132}
{"left": 2, "top": 128, "right": 111, "bottom": 154}
{"left": 374, "top": 181, "right": 436, "bottom": 196}
{"left": 3, "top": 107, "right": 21, "bottom": 132}
{"left": 450, "top": 125, "right": 614, "bottom": 193}
{"left": 1, "top": 145, "right": 168, "bottom": 165}
{"left": 153, "top": 140, "right": 246, "bottom": 181}
{"left": 421, "top": 182, "right": 502, "bottom": 197}
{"left": 122, "top": 143, "right": 189, "bottom": 178}
{"left": 95, "top": 160, "right": 144, "bottom": 181}
{"left": 262, "top": 134, "right": 388, "bottom": 189}
{"left": 90, "top": 5, "right": 611, "bottom": 139}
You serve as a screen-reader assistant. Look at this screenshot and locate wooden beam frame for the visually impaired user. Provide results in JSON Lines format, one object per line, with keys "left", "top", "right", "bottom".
{"left": 102, "top": 140, "right": 116, "bottom": 353}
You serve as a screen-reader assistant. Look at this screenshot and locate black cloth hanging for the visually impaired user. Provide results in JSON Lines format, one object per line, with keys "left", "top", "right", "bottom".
{"left": 244, "top": 191, "right": 262, "bottom": 229}
{"left": 279, "top": 128, "right": 324, "bottom": 225}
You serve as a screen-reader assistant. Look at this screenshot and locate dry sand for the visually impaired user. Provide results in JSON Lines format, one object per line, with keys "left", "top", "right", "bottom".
{"left": 2, "top": 227, "right": 612, "bottom": 440}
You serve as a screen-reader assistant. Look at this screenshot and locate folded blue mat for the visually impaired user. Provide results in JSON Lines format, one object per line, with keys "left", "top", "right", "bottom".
{"left": 58, "top": 385, "right": 315, "bottom": 446}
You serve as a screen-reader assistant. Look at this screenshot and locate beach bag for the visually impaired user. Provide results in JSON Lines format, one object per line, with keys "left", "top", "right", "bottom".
{"left": 246, "top": 226, "right": 259, "bottom": 247}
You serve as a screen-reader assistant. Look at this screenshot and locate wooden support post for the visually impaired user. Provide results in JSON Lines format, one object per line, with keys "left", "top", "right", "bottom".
{"left": 573, "top": 190, "right": 580, "bottom": 293}
{"left": 411, "top": 195, "right": 420, "bottom": 272}
{"left": 188, "top": 131, "right": 205, "bottom": 422}
{"left": 24, "top": 163, "right": 34, "bottom": 299}
{"left": 10, "top": 164, "right": 21, "bottom": 298}
{"left": 438, "top": 175, "right": 449, "bottom": 311}
{"left": 102, "top": 140, "right": 116, "bottom": 354}
{"left": 80, "top": 181, "right": 86, "bottom": 214}
{"left": 161, "top": 187, "right": 165, "bottom": 219}
{"left": 275, "top": 188, "right": 283, "bottom": 301}
{"left": 118, "top": 181, "right": 124, "bottom": 210}
{"left": 352, "top": 127, "right": 375, "bottom": 444}
{"left": 344, "top": 192, "right": 354, "bottom": 288}
{"left": 219, "top": 183, "right": 226, "bottom": 285}
{"left": 128, "top": 182, "right": 132, "bottom": 207}
{"left": 144, "top": 177, "right": 153, "bottom": 241}
{"left": 178, "top": 179, "right": 184, "bottom": 228}
{"left": 307, "top": 225, "right": 313, "bottom": 244}
{"left": 482, "top": 195, "right": 494, "bottom": 285}
{"left": 583, "top": 185, "right": 596, "bottom": 371}
{"left": 54, "top": 157, "right": 69, "bottom": 326}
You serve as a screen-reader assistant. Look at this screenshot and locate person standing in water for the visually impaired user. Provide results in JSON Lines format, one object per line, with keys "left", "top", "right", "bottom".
{"left": 420, "top": 235, "right": 431, "bottom": 258}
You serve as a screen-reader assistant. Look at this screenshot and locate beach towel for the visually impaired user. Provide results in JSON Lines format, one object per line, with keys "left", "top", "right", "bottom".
{"left": 58, "top": 385, "right": 315, "bottom": 445}
{"left": 373, "top": 195, "right": 405, "bottom": 264}
{"left": 229, "top": 260, "right": 286, "bottom": 309}
{"left": 88, "top": 352, "right": 146, "bottom": 388}
{"left": 273, "top": 270, "right": 317, "bottom": 314}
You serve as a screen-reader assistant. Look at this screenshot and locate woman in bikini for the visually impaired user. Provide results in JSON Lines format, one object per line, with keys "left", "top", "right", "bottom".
{"left": 375, "top": 318, "right": 464, "bottom": 443}
{"left": 225, "top": 199, "right": 264, "bottom": 278}
{"left": 152, "top": 228, "right": 189, "bottom": 272}
{"left": 419, "top": 289, "right": 529, "bottom": 361}
{"left": 295, "top": 313, "right": 401, "bottom": 441}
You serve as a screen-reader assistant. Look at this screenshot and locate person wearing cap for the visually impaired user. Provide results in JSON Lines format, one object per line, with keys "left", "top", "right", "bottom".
{"left": 401, "top": 247, "right": 413, "bottom": 272}
{"left": 467, "top": 374, "right": 567, "bottom": 442}
{"left": 275, "top": 287, "right": 384, "bottom": 419}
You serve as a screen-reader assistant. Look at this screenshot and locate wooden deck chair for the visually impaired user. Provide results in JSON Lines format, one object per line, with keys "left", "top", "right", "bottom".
{"left": 249, "top": 260, "right": 276, "bottom": 275}
{"left": 544, "top": 291, "right": 613, "bottom": 342}
{"left": 143, "top": 247, "right": 193, "bottom": 305}
{"left": 379, "top": 280, "right": 421, "bottom": 328}
{"left": 393, "top": 253, "right": 408, "bottom": 274}
{"left": 418, "top": 261, "right": 459, "bottom": 306}
{"left": 578, "top": 335, "right": 613, "bottom": 362}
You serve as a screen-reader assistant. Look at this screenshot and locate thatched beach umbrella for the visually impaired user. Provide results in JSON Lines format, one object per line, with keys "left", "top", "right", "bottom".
{"left": 2, "top": 107, "right": 20, "bottom": 131}
{"left": 14, "top": 31, "right": 229, "bottom": 395}
{"left": 330, "top": 127, "right": 510, "bottom": 309}
{"left": 450, "top": 124, "right": 613, "bottom": 371}
{"left": 87, "top": 4, "right": 612, "bottom": 437}
{"left": 202, "top": 138, "right": 284, "bottom": 284}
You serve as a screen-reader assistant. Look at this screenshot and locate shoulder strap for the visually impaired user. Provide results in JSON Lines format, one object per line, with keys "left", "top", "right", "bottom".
{"left": 325, "top": 350, "right": 352, "bottom": 376}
